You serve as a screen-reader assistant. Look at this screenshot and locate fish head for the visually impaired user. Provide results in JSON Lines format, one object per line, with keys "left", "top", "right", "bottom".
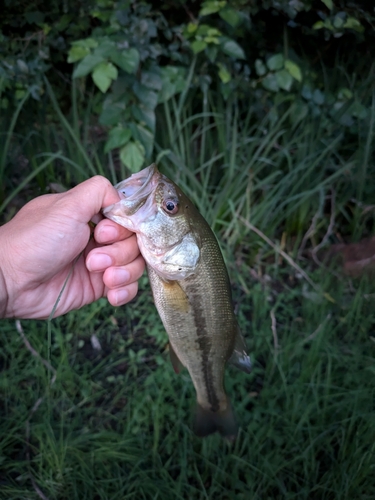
{"left": 103, "top": 164, "right": 200, "bottom": 280}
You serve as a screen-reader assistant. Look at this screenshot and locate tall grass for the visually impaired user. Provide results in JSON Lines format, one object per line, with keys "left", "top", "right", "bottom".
{"left": 1, "top": 64, "right": 375, "bottom": 499}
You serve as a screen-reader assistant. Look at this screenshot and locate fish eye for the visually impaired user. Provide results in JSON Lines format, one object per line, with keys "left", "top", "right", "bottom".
{"left": 163, "top": 199, "right": 179, "bottom": 215}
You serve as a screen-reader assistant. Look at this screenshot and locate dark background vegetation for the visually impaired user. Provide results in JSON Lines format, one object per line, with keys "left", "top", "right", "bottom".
{"left": 1, "top": 1, "right": 375, "bottom": 498}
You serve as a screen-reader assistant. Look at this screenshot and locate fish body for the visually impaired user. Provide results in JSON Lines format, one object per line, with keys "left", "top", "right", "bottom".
{"left": 103, "top": 164, "right": 251, "bottom": 439}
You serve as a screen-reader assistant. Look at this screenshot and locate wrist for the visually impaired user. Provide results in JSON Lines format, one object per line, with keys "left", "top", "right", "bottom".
{"left": 0, "top": 259, "right": 9, "bottom": 318}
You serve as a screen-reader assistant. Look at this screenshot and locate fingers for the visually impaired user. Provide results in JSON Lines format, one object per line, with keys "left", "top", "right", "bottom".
{"left": 86, "top": 234, "right": 140, "bottom": 272}
{"left": 102, "top": 254, "right": 145, "bottom": 289}
{"left": 105, "top": 254, "right": 145, "bottom": 306}
{"left": 94, "top": 219, "right": 133, "bottom": 244}
{"left": 107, "top": 282, "right": 139, "bottom": 307}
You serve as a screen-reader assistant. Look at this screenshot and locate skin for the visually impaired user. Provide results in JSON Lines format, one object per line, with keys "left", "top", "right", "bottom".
{"left": 0, "top": 175, "right": 145, "bottom": 319}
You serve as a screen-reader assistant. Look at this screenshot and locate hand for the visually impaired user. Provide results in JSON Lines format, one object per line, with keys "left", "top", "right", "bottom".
{"left": 0, "top": 176, "right": 145, "bottom": 319}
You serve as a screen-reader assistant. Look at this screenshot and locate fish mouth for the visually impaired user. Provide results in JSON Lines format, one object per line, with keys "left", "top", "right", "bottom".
{"left": 102, "top": 164, "right": 161, "bottom": 230}
{"left": 115, "top": 163, "right": 160, "bottom": 201}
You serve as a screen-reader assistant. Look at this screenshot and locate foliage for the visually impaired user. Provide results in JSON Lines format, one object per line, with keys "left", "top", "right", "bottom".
{"left": 1, "top": 270, "right": 375, "bottom": 498}
{"left": 1, "top": 0, "right": 374, "bottom": 171}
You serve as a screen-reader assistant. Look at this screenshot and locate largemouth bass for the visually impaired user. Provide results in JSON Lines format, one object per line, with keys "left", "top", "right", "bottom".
{"left": 103, "top": 164, "right": 251, "bottom": 439}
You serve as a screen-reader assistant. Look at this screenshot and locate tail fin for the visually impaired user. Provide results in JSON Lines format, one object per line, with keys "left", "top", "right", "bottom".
{"left": 193, "top": 401, "right": 238, "bottom": 441}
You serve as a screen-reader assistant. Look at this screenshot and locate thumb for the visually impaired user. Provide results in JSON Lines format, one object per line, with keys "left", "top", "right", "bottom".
{"left": 63, "top": 176, "right": 120, "bottom": 223}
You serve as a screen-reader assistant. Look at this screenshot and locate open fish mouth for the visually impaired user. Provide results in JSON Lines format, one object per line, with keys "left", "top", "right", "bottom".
{"left": 115, "top": 164, "right": 159, "bottom": 201}
{"left": 102, "top": 164, "right": 161, "bottom": 230}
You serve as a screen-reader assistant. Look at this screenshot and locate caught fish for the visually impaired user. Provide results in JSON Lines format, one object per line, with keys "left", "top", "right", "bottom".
{"left": 103, "top": 164, "right": 251, "bottom": 439}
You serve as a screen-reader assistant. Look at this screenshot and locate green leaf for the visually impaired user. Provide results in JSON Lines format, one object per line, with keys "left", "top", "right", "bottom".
{"left": 199, "top": 0, "right": 226, "bottom": 16}
{"left": 104, "top": 127, "right": 132, "bottom": 153}
{"left": 217, "top": 63, "right": 231, "bottom": 84}
{"left": 313, "top": 89, "right": 325, "bottom": 105}
{"left": 131, "top": 105, "right": 156, "bottom": 131}
{"left": 25, "top": 11, "right": 45, "bottom": 24}
{"left": 312, "top": 21, "right": 325, "bottom": 30}
{"left": 68, "top": 46, "right": 90, "bottom": 63}
{"left": 111, "top": 48, "right": 140, "bottom": 73}
{"left": 191, "top": 40, "right": 207, "bottom": 54}
{"left": 73, "top": 54, "right": 104, "bottom": 78}
{"left": 343, "top": 17, "right": 364, "bottom": 32}
{"left": 255, "top": 59, "right": 267, "bottom": 76}
{"left": 93, "top": 40, "right": 116, "bottom": 59}
{"left": 285, "top": 59, "right": 302, "bottom": 82}
{"left": 262, "top": 74, "right": 279, "bottom": 93}
{"left": 206, "top": 45, "right": 219, "bottom": 63}
{"left": 71, "top": 38, "right": 98, "bottom": 49}
{"left": 132, "top": 83, "right": 158, "bottom": 110}
{"left": 120, "top": 141, "right": 145, "bottom": 173}
{"left": 321, "top": 0, "right": 333, "bottom": 9}
{"left": 275, "top": 69, "right": 293, "bottom": 91}
{"left": 266, "top": 53, "right": 284, "bottom": 71}
{"left": 219, "top": 7, "right": 241, "bottom": 27}
{"left": 16, "top": 60, "right": 29, "bottom": 73}
{"left": 141, "top": 69, "right": 162, "bottom": 91}
{"left": 130, "top": 123, "right": 154, "bottom": 158}
{"left": 221, "top": 39, "right": 245, "bottom": 59}
{"left": 99, "top": 100, "right": 126, "bottom": 126}
{"left": 92, "top": 62, "right": 118, "bottom": 93}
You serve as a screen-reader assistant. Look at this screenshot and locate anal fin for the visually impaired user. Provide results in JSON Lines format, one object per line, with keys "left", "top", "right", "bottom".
{"left": 169, "top": 343, "right": 184, "bottom": 374}
{"left": 228, "top": 326, "right": 252, "bottom": 374}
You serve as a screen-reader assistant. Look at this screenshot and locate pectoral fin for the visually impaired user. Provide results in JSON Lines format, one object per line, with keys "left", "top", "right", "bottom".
{"left": 228, "top": 327, "right": 252, "bottom": 374}
{"left": 161, "top": 280, "right": 190, "bottom": 313}
{"left": 169, "top": 343, "right": 184, "bottom": 374}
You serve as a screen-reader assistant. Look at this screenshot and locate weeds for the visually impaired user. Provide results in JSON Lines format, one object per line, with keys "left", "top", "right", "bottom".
{"left": 1, "top": 63, "right": 375, "bottom": 498}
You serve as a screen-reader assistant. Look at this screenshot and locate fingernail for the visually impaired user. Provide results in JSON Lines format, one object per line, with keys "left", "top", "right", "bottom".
{"left": 97, "top": 225, "right": 118, "bottom": 242}
{"left": 115, "top": 269, "right": 130, "bottom": 283}
{"left": 87, "top": 253, "right": 112, "bottom": 272}
{"left": 114, "top": 288, "right": 129, "bottom": 305}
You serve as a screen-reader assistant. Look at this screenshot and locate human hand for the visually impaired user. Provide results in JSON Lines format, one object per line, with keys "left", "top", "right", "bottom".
{"left": 0, "top": 176, "right": 145, "bottom": 319}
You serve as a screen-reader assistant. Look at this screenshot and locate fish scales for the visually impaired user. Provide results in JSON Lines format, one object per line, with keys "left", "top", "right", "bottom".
{"left": 102, "top": 164, "right": 251, "bottom": 439}
{"left": 148, "top": 226, "right": 236, "bottom": 413}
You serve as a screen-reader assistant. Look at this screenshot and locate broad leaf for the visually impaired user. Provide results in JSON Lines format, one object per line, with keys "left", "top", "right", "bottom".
{"left": 120, "top": 141, "right": 145, "bottom": 173}
{"left": 285, "top": 59, "right": 302, "bottom": 82}
{"left": 321, "top": 0, "right": 333, "bottom": 9}
{"left": 111, "top": 48, "right": 140, "bottom": 73}
{"left": 130, "top": 123, "right": 154, "bottom": 158}
{"left": 132, "top": 83, "right": 158, "bottom": 110}
{"left": 255, "top": 59, "right": 267, "bottom": 76}
{"left": 104, "top": 127, "right": 132, "bottom": 153}
{"left": 199, "top": 1, "right": 226, "bottom": 16}
{"left": 68, "top": 46, "right": 90, "bottom": 63}
{"left": 73, "top": 54, "right": 104, "bottom": 78}
{"left": 219, "top": 7, "right": 241, "bottom": 28}
{"left": 262, "top": 74, "right": 279, "bottom": 92}
{"left": 191, "top": 40, "right": 207, "bottom": 54}
{"left": 221, "top": 39, "right": 245, "bottom": 59}
{"left": 275, "top": 69, "right": 293, "bottom": 91}
{"left": 92, "top": 62, "right": 118, "bottom": 93}
{"left": 217, "top": 63, "right": 231, "bottom": 83}
{"left": 266, "top": 53, "right": 284, "bottom": 71}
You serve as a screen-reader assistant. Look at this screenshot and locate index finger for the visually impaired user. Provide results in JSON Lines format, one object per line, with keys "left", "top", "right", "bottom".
{"left": 94, "top": 219, "right": 134, "bottom": 244}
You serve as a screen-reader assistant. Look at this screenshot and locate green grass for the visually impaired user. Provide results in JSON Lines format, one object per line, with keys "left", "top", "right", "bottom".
{"left": 1, "top": 271, "right": 375, "bottom": 499}
{"left": 1, "top": 65, "right": 375, "bottom": 498}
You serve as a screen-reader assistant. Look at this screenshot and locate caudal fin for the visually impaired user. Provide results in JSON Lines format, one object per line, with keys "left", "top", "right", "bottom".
{"left": 193, "top": 402, "right": 238, "bottom": 441}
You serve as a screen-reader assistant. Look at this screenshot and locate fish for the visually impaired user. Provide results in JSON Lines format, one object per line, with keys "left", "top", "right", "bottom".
{"left": 103, "top": 164, "right": 251, "bottom": 439}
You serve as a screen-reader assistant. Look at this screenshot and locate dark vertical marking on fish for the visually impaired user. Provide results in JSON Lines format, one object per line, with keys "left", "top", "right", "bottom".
{"left": 185, "top": 282, "right": 220, "bottom": 413}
